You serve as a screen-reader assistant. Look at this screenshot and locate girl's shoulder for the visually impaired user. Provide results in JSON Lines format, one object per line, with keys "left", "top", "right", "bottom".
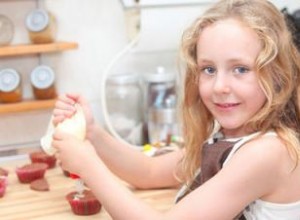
{"left": 223, "top": 131, "right": 292, "bottom": 182}
{"left": 233, "top": 132, "right": 288, "bottom": 168}
{"left": 235, "top": 132, "right": 300, "bottom": 204}
{"left": 218, "top": 132, "right": 291, "bottom": 200}
{"left": 223, "top": 131, "right": 284, "bottom": 167}
{"left": 243, "top": 132, "right": 284, "bottom": 153}
{"left": 225, "top": 131, "right": 295, "bottom": 190}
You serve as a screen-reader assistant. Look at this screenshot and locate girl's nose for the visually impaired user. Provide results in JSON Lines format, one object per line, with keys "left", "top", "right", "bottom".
{"left": 213, "top": 73, "right": 231, "bottom": 94}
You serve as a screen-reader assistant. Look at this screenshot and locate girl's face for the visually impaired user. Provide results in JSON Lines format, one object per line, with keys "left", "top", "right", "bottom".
{"left": 197, "top": 18, "right": 267, "bottom": 138}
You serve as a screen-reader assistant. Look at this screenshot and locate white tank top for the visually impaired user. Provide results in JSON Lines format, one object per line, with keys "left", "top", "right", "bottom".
{"left": 223, "top": 131, "right": 300, "bottom": 220}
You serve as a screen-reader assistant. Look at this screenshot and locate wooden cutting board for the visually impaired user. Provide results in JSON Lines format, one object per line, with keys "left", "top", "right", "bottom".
{"left": 0, "top": 159, "right": 177, "bottom": 220}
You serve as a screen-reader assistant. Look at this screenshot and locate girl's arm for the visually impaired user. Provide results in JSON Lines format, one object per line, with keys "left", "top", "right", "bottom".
{"left": 89, "top": 123, "right": 183, "bottom": 189}
{"left": 53, "top": 132, "right": 287, "bottom": 220}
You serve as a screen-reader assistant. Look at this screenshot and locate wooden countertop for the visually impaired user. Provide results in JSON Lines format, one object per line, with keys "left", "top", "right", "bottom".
{"left": 0, "top": 158, "right": 178, "bottom": 220}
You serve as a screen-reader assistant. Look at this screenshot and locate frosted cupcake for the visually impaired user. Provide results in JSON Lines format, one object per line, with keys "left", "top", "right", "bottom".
{"left": 65, "top": 190, "right": 102, "bottom": 215}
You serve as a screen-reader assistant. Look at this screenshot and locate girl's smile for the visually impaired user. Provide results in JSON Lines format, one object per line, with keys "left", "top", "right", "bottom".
{"left": 214, "top": 102, "right": 240, "bottom": 111}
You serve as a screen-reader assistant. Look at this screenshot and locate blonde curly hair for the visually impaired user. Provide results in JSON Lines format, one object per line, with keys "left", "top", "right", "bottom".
{"left": 179, "top": 0, "right": 300, "bottom": 182}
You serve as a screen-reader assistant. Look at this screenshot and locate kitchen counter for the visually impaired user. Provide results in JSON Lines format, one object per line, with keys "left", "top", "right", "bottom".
{"left": 0, "top": 157, "right": 178, "bottom": 220}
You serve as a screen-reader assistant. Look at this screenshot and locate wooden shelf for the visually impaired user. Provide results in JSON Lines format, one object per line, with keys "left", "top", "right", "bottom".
{"left": 0, "top": 42, "right": 78, "bottom": 57}
{"left": 0, "top": 99, "right": 56, "bottom": 114}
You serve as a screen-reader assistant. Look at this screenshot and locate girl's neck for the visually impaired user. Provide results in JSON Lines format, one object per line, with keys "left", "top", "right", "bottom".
{"left": 220, "top": 127, "right": 257, "bottom": 139}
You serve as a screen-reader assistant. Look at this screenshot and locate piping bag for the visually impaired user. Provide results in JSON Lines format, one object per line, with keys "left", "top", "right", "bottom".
{"left": 40, "top": 103, "right": 86, "bottom": 198}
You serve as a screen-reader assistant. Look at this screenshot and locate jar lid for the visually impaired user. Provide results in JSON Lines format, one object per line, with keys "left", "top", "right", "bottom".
{"left": 0, "top": 14, "right": 14, "bottom": 46}
{"left": 144, "top": 66, "right": 175, "bottom": 83}
{"left": 107, "top": 73, "right": 139, "bottom": 85}
{"left": 31, "top": 65, "right": 55, "bottom": 89}
{"left": 26, "top": 9, "right": 49, "bottom": 32}
{"left": 0, "top": 69, "right": 20, "bottom": 92}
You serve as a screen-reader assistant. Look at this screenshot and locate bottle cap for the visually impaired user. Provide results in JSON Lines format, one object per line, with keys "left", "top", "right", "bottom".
{"left": 143, "top": 66, "right": 175, "bottom": 83}
{"left": 31, "top": 65, "right": 55, "bottom": 89}
{"left": 0, "top": 68, "right": 20, "bottom": 92}
{"left": 26, "top": 9, "right": 49, "bottom": 32}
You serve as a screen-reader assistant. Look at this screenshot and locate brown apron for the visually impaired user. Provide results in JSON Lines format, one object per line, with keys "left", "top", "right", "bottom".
{"left": 176, "top": 139, "right": 246, "bottom": 220}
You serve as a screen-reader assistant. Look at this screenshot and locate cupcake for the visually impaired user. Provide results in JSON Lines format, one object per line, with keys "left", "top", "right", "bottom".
{"left": 0, "top": 176, "right": 7, "bottom": 198}
{"left": 66, "top": 190, "right": 102, "bottom": 215}
{"left": 0, "top": 167, "right": 8, "bottom": 176}
{"left": 16, "top": 163, "right": 48, "bottom": 183}
{"left": 29, "top": 151, "right": 57, "bottom": 169}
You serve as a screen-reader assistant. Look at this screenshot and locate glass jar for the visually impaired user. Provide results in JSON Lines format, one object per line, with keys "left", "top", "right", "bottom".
{"left": 0, "top": 14, "right": 14, "bottom": 46}
{"left": 0, "top": 68, "right": 22, "bottom": 103}
{"left": 25, "top": 9, "right": 56, "bottom": 44}
{"left": 30, "top": 65, "right": 57, "bottom": 100}
{"left": 106, "top": 73, "right": 143, "bottom": 145}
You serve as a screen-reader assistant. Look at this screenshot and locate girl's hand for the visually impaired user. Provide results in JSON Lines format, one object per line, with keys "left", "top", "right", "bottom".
{"left": 52, "top": 93, "right": 95, "bottom": 139}
{"left": 52, "top": 129, "right": 98, "bottom": 176}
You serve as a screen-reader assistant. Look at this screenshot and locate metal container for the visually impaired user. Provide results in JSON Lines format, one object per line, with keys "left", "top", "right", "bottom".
{"left": 143, "top": 66, "right": 178, "bottom": 144}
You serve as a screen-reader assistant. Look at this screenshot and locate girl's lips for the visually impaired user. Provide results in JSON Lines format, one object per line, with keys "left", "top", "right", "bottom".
{"left": 215, "top": 103, "right": 240, "bottom": 109}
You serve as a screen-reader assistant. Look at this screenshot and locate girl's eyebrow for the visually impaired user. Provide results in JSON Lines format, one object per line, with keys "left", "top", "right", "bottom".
{"left": 197, "top": 58, "right": 212, "bottom": 64}
{"left": 198, "top": 57, "right": 253, "bottom": 65}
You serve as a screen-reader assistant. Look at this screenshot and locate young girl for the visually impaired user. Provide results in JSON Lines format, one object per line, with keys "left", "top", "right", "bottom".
{"left": 52, "top": 0, "right": 300, "bottom": 219}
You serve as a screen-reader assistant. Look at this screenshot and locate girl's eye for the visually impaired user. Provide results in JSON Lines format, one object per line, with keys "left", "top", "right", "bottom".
{"left": 234, "top": 66, "right": 249, "bottom": 74}
{"left": 201, "top": 66, "right": 216, "bottom": 75}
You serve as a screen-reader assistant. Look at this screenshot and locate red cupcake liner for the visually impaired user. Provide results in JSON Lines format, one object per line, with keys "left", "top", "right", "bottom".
{"left": 16, "top": 163, "right": 48, "bottom": 183}
{"left": 66, "top": 190, "right": 101, "bottom": 215}
{"left": 29, "top": 151, "right": 57, "bottom": 169}
{"left": 0, "top": 176, "right": 7, "bottom": 198}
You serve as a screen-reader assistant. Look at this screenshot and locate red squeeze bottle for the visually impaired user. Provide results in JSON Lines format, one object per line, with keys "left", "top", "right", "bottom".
{"left": 70, "top": 173, "right": 80, "bottom": 179}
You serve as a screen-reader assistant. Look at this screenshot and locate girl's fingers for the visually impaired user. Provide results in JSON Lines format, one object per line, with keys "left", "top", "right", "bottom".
{"left": 58, "top": 94, "right": 76, "bottom": 104}
{"left": 52, "top": 98, "right": 77, "bottom": 126}
{"left": 65, "top": 93, "right": 80, "bottom": 102}
{"left": 53, "top": 108, "right": 74, "bottom": 118}
{"left": 52, "top": 115, "right": 65, "bottom": 125}
{"left": 54, "top": 101, "right": 76, "bottom": 112}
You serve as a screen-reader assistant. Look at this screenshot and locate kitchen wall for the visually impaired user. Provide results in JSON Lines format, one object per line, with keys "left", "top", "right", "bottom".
{"left": 0, "top": 0, "right": 299, "bottom": 151}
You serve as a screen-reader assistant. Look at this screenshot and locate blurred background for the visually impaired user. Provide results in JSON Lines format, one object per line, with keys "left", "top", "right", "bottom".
{"left": 0, "top": 0, "right": 299, "bottom": 160}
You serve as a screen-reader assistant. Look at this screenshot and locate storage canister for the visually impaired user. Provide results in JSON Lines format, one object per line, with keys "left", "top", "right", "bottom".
{"left": 143, "top": 66, "right": 177, "bottom": 144}
{"left": 25, "top": 9, "right": 56, "bottom": 44}
{"left": 31, "top": 65, "right": 56, "bottom": 100}
{"left": 106, "top": 73, "right": 143, "bottom": 145}
{"left": 0, "top": 14, "right": 14, "bottom": 46}
{"left": 0, "top": 68, "right": 22, "bottom": 103}
{"left": 143, "top": 67, "right": 177, "bottom": 113}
